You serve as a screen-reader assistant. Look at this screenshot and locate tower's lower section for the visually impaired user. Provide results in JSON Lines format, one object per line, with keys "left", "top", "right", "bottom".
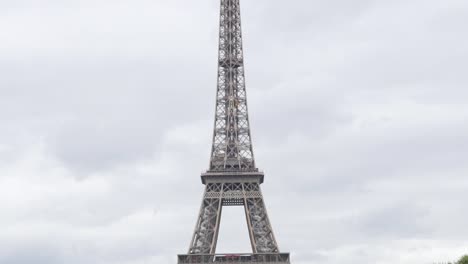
{"left": 178, "top": 253, "right": 290, "bottom": 264}
{"left": 179, "top": 172, "right": 290, "bottom": 263}
{"left": 188, "top": 173, "right": 279, "bottom": 255}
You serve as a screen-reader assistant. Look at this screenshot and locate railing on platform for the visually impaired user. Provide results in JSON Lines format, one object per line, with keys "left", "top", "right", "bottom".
{"left": 178, "top": 253, "right": 290, "bottom": 264}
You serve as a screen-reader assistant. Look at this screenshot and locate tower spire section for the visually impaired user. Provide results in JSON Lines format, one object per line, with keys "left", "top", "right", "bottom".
{"left": 210, "top": 0, "right": 256, "bottom": 172}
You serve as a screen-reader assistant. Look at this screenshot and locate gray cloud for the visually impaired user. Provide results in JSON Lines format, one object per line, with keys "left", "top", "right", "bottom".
{"left": 1, "top": 0, "right": 468, "bottom": 264}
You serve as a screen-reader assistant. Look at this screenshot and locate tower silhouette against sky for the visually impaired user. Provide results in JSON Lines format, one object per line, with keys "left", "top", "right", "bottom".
{"left": 177, "top": 0, "right": 291, "bottom": 263}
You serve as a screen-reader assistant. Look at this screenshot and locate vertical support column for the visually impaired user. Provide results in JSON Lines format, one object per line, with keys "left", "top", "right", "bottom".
{"left": 210, "top": 184, "right": 224, "bottom": 254}
{"left": 243, "top": 182, "right": 258, "bottom": 253}
{"left": 245, "top": 184, "right": 280, "bottom": 253}
{"left": 188, "top": 183, "right": 224, "bottom": 254}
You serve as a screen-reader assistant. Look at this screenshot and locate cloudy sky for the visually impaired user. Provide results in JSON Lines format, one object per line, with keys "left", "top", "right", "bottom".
{"left": 1, "top": 0, "right": 468, "bottom": 263}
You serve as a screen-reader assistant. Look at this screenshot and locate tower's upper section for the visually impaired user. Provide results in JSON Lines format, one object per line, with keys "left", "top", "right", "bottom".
{"left": 209, "top": 0, "right": 257, "bottom": 172}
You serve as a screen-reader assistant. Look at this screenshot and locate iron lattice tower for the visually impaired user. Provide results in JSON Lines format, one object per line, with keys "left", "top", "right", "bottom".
{"left": 178, "top": 0, "right": 290, "bottom": 263}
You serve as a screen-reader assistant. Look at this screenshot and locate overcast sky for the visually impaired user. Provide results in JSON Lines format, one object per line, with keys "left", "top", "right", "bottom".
{"left": 1, "top": 0, "right": 468, "bottom": 263}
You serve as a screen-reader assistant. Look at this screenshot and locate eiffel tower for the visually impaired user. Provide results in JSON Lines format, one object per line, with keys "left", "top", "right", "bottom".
{"left": 177, "top": 0, "right": 291, "bottom": 263}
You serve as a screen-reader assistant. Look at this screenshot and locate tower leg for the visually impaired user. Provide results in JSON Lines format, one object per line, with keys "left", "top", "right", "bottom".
{"left": 180, "top": 180, "right": 290, "bottom": 263}
{"left": 244, "top": 183, "right": 279, "bottom": 253}
{"left": 189, "top": 183, "right": 223, "bottom": 255}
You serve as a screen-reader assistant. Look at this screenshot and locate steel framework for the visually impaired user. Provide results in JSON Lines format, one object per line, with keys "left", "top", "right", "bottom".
{"left": 178, "top": 0, "right": 290, "bottom": 263}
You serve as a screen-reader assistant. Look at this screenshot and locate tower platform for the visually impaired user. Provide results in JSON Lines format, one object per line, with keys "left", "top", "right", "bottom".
{"left": 178, "top": 253, "right": 290, "bottom": 264}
